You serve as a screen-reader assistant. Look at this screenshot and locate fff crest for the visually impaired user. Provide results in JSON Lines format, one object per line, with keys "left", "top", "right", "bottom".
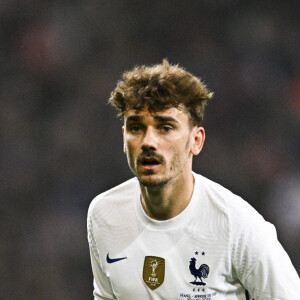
{"left": 143, "top": 256, "right": 165, "bottom": 290}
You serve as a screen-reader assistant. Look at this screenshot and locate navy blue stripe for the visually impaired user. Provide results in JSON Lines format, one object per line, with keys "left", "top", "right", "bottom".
{"left": 245, "top": 290, "right": 250, "bottom": 300}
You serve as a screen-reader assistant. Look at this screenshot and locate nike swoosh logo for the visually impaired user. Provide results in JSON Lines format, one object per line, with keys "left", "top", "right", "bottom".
{"left": 106, "top": 253, "right": 127, "bottom": 264}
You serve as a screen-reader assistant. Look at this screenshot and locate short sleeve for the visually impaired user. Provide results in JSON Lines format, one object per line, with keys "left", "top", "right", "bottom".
{"left": 87, "top": 208, "right": 117, "bottom": 300}
{"left": 231, "top": 200, "right": 300, "bottom": 299}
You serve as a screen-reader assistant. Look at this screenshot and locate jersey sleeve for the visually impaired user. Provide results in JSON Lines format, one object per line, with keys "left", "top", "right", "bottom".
{"left": 87, "top": 208, "right": 117, "bottom": 300}
{"left": 230, "top": 199, "right": 300, "bottom": 299}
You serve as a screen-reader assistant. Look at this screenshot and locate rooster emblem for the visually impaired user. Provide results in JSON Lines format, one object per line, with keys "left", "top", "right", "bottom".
{"left": 189, "top": 257, "right": 209, "bottom": 285}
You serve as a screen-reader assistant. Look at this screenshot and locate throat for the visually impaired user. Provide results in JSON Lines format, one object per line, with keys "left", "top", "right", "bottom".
{"left": 140, "top": 172, "right": 194, "bottom": 220}
{"left": 141, "top": 196, "right": 173, "bottom": 220}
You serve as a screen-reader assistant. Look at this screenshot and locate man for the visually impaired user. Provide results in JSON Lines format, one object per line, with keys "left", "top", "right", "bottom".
{"left": 87, "top": 60, "right": 300, "bottom": 299}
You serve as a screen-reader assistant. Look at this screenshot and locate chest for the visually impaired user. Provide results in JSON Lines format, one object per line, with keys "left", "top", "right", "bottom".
{"left": 98, "top": 226, "right": 238, "bottom": 300}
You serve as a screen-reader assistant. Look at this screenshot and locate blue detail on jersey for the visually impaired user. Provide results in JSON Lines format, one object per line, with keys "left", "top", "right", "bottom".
{"left": 245, "top": 290, "right": 250, "bottom": 300}
{"left": 106, "top": 253, "right": 127, "bottom": 264}
{"left": 189, "top": 252, "right": 210, "bottom": 286}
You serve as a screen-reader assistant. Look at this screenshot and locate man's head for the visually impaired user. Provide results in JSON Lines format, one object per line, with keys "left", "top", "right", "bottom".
{"left": 109, "top": 60, "right": 213, "bottom": 187}
{"left": 109, "top": 59, "right": 213, "bottom": 127}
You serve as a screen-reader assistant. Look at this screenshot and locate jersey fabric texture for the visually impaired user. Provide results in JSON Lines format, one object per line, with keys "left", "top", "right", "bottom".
{"left": 87, "top": 172, "right": 300, "bottom": 300}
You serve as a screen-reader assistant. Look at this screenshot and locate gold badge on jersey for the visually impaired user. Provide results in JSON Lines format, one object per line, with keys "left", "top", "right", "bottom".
{"left": 143, "top": 256, "right": 165, "bottom": 290}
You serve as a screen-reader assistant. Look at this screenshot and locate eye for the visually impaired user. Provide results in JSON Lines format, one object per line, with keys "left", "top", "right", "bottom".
{"left": 160, "top": 125, "right": 173, "bottom": 133}
{"left": 129, "top": 125, "right": 142, "bottom": 133}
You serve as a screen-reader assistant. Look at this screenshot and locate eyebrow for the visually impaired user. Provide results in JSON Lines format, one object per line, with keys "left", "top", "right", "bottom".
{"left": 153, "top": 116, "right": 179, "bottom": 124}
{"left": 126, "top": 115, "right": 179, "bottom": 124}
{"left": 126, "top": 116, "right": 144, "bottom": 123}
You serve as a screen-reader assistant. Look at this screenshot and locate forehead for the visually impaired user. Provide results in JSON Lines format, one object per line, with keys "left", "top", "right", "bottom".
{"left": 124, "top": 106, "right": 190, "bottom": 123}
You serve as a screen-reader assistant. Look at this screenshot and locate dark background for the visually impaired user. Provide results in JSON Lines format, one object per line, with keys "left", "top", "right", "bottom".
{"left": 0, "top": 1, "right": 299, "bottom": 299}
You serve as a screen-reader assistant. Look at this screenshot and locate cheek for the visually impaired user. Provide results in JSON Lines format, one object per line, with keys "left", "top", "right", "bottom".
{"left": 126, "top": 141, "right": 141, "bottom": 162}
{"left": 169, "top": 135, "right": 191, "bottom": 153}
{"left": 126, "top": 143, "right": 135, "bottom": 157}
{"left": 165, "top": 143, "right": 184, "bottom": 161}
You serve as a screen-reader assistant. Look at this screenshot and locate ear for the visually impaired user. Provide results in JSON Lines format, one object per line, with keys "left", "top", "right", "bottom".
{"left": 122, "top": 126, "right": 127, "bottom": 154}
{"left": 190, "top": 127, "right": 205, "bottom": 156}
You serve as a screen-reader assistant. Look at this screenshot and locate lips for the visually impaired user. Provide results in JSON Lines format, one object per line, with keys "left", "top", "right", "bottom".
{"left": 138, "top": 156, "right": 162, "bottom": 170}
{"left": 141, "top": 157, "right": 160, "bottom": 166}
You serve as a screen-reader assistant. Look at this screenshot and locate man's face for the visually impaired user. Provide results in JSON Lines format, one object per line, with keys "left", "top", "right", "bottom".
{"left": 123, "top": 107, "right": 204, "bottom": 188}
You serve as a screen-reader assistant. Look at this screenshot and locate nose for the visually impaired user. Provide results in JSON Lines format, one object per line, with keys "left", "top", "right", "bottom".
{"left": 141, "top": 127, "right": 157, "bottom": 152}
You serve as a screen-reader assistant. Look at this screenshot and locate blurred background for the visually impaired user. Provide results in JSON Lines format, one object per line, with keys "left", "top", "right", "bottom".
{"left": 0, "top": 0, "right": 299, "bottom": 299}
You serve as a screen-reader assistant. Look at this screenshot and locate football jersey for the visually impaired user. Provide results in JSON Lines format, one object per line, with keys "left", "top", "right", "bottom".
{"left": 87, "top": 172, "right": 300, "bottom": 299}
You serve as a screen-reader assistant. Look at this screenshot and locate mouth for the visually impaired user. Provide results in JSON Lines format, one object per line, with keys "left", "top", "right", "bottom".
{"left": 140, "top": 157, "right": 161, "bottom": 170}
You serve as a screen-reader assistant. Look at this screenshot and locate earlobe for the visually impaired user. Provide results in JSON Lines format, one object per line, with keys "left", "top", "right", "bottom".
{"left": 191, "top": 127, "right": 205, "bottom": 156}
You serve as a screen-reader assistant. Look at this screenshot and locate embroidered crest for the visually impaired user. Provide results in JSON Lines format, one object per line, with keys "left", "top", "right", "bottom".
{"left": 189, "top": 251, "right": 209, "bottom": 286}
{"left": 143, "top": 256, "right": 165, "bottom": 290}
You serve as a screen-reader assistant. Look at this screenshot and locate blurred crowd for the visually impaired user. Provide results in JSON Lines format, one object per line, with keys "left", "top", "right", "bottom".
{"left": 0, "top": 1, "right": 299, "bottom": 299}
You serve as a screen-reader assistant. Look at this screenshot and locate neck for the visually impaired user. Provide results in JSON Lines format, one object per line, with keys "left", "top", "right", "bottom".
{"left": 140, "top": 169, "right": 194, "bottom": 221}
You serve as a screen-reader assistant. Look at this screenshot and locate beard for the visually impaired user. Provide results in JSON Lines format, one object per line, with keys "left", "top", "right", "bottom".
{"left": 127, "top": 146, "right": 190, "bottom": 189}
{"left": 137, "top": 170, "right": 170, "bottom": 188}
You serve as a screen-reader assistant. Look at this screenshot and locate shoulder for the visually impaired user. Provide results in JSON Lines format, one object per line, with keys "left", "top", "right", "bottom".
{"left": 195, "top": 173, "right": 274, "bottom": 245}
{"left": 88, "top": 177, "right": 138, "bottom": 222}
{"left": 195, "top": 174, "right": 283, "bottom": 283}
{"left": 197, "top": 173, "right": 264, "bottom": 224}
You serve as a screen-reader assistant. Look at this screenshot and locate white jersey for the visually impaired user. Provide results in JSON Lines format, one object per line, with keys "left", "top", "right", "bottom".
{"left": 87, "top": 172, "right": 300, "bottom": 300}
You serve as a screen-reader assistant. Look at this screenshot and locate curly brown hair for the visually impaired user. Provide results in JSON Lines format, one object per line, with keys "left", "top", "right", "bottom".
{"left": 109, "top": 59, "right": 213, "bottom": 126}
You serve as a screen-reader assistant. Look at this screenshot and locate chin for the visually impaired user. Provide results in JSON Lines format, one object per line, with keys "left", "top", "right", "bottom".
{"left": 137, "top": 174, "right": 170, "bottom": 188}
